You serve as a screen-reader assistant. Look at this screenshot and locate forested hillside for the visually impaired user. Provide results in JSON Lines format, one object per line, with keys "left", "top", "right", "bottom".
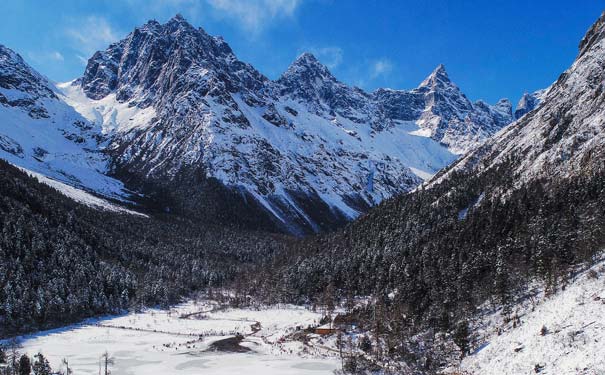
{"left": 0, "top": 159, "right": 286, "bottom": 337}
{"left": 239, "top": 160, "right": 604, "bottom": 371}
{"left": 240, "top": 12, "right": 605, "bottom": 371}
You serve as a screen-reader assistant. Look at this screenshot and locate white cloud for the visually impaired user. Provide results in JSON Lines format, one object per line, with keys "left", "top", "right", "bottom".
{"left": 206, "top": 0, "right": 302, "bottom": 35}
{"left": 50, "top": 51, "right": 65, "bottom": 61}
{"left": 370, "top": 58, "right": 393, "bottom": 78}
{"left": 304, "top": 46, "right": 343, "bottom": 69}
{"left": 65, "top": 16, "right": 122, "bottom": 57}
{"left": 27, "top": 51, "right": 65, "bottom": 63}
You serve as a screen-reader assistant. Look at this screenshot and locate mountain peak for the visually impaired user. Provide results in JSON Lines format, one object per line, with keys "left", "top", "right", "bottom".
{"left": 165, "top": 13, "right": 197, "bottom": 33}
{"left": 579, "top": 11, "right": 605, "bottom": 57}
{"left": 279, "top": 52, "right": 336, "bottom": 84}
{"left": 169, "top": 13, "right": 188, "bottom": 24}
{"left": 419, "top": 64, "right": 451, "bottom": 88}
{"left": 433, "top": 63, "right": 447, "bottom": 74}
{"left": 291, "top": 52, "right": 330, "bottom": 72}
{"left": 295, "top": 52, "right": 321, "bottom": 65}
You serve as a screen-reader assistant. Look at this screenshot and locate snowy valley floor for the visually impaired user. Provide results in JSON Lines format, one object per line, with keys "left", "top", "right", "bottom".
{"left": 9, "top": 301, "right": 340, "bottom": 374}
{"left": 7, "top": 259, "right": 605, "bottom": 375}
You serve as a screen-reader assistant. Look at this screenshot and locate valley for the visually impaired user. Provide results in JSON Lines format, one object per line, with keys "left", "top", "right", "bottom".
{"left": 1, "top": 3, "right": 605, "bottom": 375}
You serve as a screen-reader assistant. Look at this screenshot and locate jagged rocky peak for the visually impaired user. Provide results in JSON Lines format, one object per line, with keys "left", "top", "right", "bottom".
{"left": 421, "top": 64, "right": 470, "bottom": 95}
{"left": 473, "top": 98, "right": 512, "bottom": 119}
{"left": 494, "top": 98, "right": 512, "bottom": 112}
{"left": 276, "top": 51, "right": 375, "bottom": 122}
{"left": 80, "top": 14, "right": 268, "bottom": 104}
{"left": 371, "top": 63, "right": 516, "bottom": 153}
{"left": 578, "top": 11, "right": 605, "bottom": 58}
{"left": 56, "top": 15, "right": 523, "bottom": 234}
{"left": 0, "top": 45, "right": 57, "bottom": 100}
{"left": 167, "top": 13, "right": 193, "bottom": 28}
{"left": 440, "top": 10, "right": 605, "bottom": 186}
{"left": 419, "top": 63, "right": 452, "bottom": 88}
{"left": 416, "top": 64, "right": 473, "bottom": 114}
{"left": 277, "top": 52, "right": 340, "bottom": 98}
{"left": 0, "top": 44, "right": 127, "bottom": 200}
{"left": 281, "top": 52, "right": 336, "bottom": 82}
{"left": 514, "top": 89, "right": 547, "bottom": 119}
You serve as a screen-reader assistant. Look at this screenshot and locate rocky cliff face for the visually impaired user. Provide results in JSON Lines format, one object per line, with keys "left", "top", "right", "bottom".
{"left": 375, "top": 64, "right": 514, "bottom": 154}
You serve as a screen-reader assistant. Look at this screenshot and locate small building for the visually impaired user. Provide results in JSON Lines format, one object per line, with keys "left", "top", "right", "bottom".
{"left": 315, "top": 324, "right": 338, "bottom": 335}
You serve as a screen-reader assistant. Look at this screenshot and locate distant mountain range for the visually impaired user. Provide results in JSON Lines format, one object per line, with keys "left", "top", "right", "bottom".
{"left": 0, "top": 15, "right": 542, "bottom": 234}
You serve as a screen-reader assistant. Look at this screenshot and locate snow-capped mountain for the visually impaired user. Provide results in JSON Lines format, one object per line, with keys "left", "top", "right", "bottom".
{"left": 375, "top": 64, "right": 514, "bottom": 154}
{"left": 275, "top": 11, "right": 605, "bottom": 372}
{"left": 0, "top": 44, "right": 129, "bottom": 200}
{"left": 0, "top": 14, "right": 525, "bottom": 234}
{"left": 51, "top": 15, "right": 519, "bottom": 234}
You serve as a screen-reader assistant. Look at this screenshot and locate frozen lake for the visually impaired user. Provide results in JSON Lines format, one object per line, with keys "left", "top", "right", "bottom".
{"left": 10, "top": 301, "right": 341, "bottom": 374}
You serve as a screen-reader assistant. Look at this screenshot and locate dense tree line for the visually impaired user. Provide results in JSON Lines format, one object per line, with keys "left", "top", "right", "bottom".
{"left": 0, "top": 343, "right": 54, "bottom": 375}
{"left": 0, "top": 159, "right": 287, "bottom": 337}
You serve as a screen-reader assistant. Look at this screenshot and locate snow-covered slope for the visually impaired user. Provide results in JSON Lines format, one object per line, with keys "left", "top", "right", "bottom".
{"left": 0, "top": 44, "right": 130, "bottom": 201}
{"left": 21, "top": 167, "right": 145, "bottom": 216}
{"left": 57, "top": 15, "right": 516, "bottom": 234}
{"left": 455, "top": 258, "right": 605, "bottom": 375}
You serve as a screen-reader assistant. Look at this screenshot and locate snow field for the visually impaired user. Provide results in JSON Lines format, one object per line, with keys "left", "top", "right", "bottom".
{"left": 12, "top": 300, "right": 340, "bottom": 374}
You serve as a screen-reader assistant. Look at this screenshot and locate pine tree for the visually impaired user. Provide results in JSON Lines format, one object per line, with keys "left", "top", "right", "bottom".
{"left": 18, "top": 354, "right": 31, "bottom": 375}
{"left": 32, "top": 353, "right": 52, "bottom": 375}
{"left": 453, "top": 320, "right": 471, "bottom": 359}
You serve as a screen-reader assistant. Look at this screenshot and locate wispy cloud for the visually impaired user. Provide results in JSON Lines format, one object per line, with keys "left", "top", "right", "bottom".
{"left": 27, "top": 51, "right": 65, "bottom": 63}
{"left": 50, "top": 51, "right": 65, "bottom": 61}
{"left": 349, "top": 57, "right": 396, "bottom": 89}
{"left": 302, "top": 46, "right": 343, "bottom": 69}
{"left": 76, "top": 55, "right": 89, "bottom": 65}
{"left": 65, "top": 16, "right": 122, "bottom": 58}
{"left": 206, "top": 0, "right": 302, "bottom": 35}
{"left": 370, "top": 58, "right": 393, "bottom": 79}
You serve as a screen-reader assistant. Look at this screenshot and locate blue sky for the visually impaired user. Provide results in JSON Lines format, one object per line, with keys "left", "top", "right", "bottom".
{"left": 0, "top": 1, "right": 603, "bottom": 104}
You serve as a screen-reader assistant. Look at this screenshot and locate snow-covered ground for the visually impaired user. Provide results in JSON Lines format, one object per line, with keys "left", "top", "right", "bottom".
{"left": 57, "top": 81, "right": 157, "bottom": 135}
{"left": 10, "top": 300, "right": 340, "bottom": 374}
{"left": 21, "top": 166, "right": 146, "bottom": 216}
{"left": 449, "top": 259, "right": 605, "bottom": 375}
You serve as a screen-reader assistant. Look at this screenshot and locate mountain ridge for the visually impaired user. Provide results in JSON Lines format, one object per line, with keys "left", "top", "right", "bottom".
{"left": 69, "top": 15, "right": 521, "bottom": 233}
{"left": 1, "top": 14, "right": 530, "bottom": 234}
